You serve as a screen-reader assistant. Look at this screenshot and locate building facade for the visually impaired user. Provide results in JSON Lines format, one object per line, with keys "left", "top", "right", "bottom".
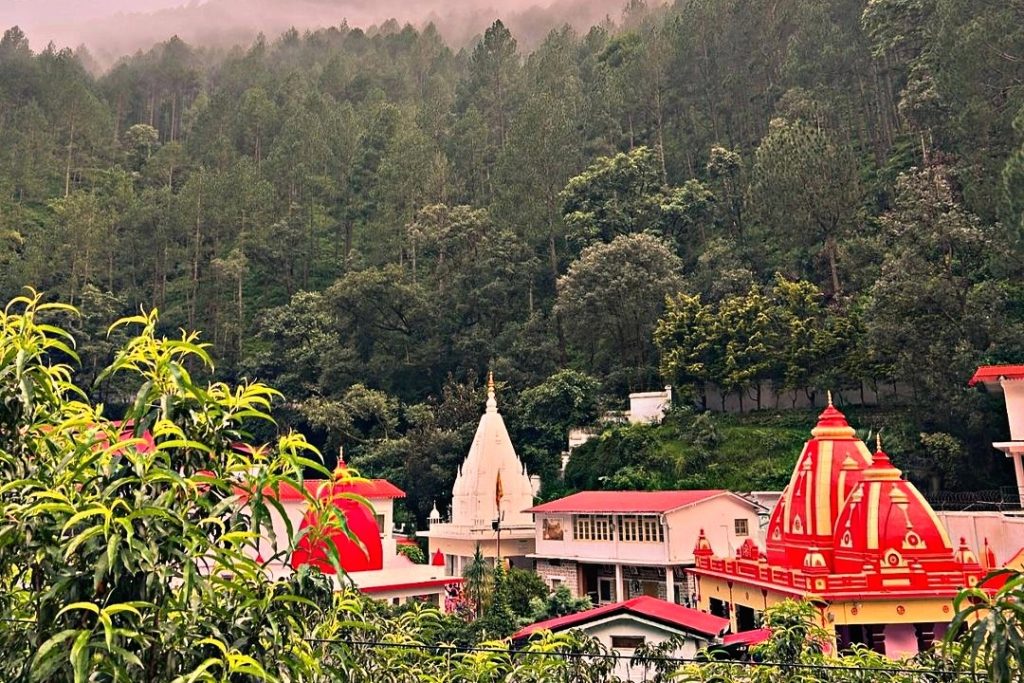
{"left": 420, "top": 374, "right": 538, "bottom": 574}
{"left": 513, "top": 596, "right": 729, "bottom": 682}
{"left": 969, "top": 364, "right": 1024, "bottom": 506}
{"left": 249, "top": 461, "right": 460, "bottom": 607}
{"left": 689, "top": 399, "right": 985, "bottom": 658}
{"left": 527, "top": 490, "right": 761, "bottom": 606}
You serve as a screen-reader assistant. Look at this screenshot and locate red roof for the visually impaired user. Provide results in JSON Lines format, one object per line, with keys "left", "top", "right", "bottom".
{"left": 722, "top": 628, "right": 772, "bottom": 647}
{"left": 513, "top": 596, "right": 729, "bottom": 640}
{"left": 526, "top": 490, "right": 728, "bottom": 514}
{"left": 360, "top": 577, "right": 462, "bottom": 594}
{"left": 968, "top": 365, "right": 1024, "bottom": 387}
{"left": 260, "top": 478, "right": 405, "bottom": 502}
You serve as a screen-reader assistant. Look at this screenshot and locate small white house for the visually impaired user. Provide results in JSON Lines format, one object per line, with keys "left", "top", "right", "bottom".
{"left": 513, "top": 596, "right": 729, "bottom": 682}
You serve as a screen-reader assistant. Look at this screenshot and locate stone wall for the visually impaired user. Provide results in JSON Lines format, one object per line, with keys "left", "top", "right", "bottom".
{"left": 536, "top": 559, "right": 580, "bottom": 595}
{"left": 701, "top": 380, "right": 915, "bottom": 414}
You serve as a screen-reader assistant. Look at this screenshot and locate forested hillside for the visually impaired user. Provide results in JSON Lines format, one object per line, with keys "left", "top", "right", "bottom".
{"left": 1, "top": 0, "right": 1023, "bottom": 524}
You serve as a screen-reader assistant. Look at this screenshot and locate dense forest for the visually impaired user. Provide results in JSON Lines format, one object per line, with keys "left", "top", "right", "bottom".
{"left": 1, "top": 0, "right": 1023, "bottom": 525}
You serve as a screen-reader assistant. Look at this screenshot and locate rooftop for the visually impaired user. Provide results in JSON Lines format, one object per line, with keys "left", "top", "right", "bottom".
{"left": 513, "top": 595, "right": 730, "bottom": 640}
{"left": 259, "top": 478, "right": 406, "bottom": 502}
{"left": 526, "top": 490, "right": 730, "bottom": 515}
{"left": 968, "top": 365, "right": 1024, "bottom": 388}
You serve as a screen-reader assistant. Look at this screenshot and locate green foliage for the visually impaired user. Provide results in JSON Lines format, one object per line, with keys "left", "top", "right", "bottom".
{"left": 462, "top": 544, "right": 493, "bottom": 618}
{"left": 656, "top": 277, "right": 867, "bottom": 410}
{"left": 476, "top": 562, "right": 517, "bottom": 639}
{"left": 530, "top": 585, "right": 593, "bottom": 622}
{"left": 564, "top": 414, "right": 804, "bottom": 492}
{"left": 0, "top": 291, "right": 349, "bottom": 681}
{"left": 504, "top": 567, "right": 549, "bottom": 621}
{"left": 664, "top": 600, "right": 976, "bottom": 682}
{"left": 555, "top": 233, "right": 683, "bottom": 391}
{"left": 396, "top": 543, "right": 426, "bottom": 564}
{"left": 0, "top": 0, "right": 1022, "bottom": 523}
{"left": 949, "top": 570, "right": 1024, "bottom": 683}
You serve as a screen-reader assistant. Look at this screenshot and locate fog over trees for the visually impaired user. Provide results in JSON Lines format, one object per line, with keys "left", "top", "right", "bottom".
{"left": 0, "top": 0, "right": 1022, "bottom": 524}
{"left": 3, "top": 0, "right": 649, "bottom": 68}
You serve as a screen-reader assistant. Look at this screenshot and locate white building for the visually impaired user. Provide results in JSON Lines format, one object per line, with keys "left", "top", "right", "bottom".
{"left": 420, "top": 374, "right": 538, "bottom": 574}
{"left": 526, "top": 490, "right": 762, "bottom": 606}
{"left": 627, "top": 386, "right": 673, "bottom": 424}
{"left": 969, "top": 365, "right": 1024, "bottom": 506}
{"left": 513, "top": 595, "right": 729, "bottom": 682}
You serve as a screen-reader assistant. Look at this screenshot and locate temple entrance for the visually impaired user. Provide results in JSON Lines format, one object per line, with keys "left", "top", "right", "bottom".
{"left": 735, "top": 604, "right": 757, "bottom": 632}
{"left": 837, "top": 624, "right": 886, "bottom": 654}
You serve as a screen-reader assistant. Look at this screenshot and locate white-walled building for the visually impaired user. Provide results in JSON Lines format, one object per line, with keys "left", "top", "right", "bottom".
{"left": 969, "top": 365, "right": 1024, "bottom": 506}
{"left": 420, "top": 374, "right": 538, "bottom": 573}
{"left": 526, "top": 490, "right": 762, "bottom": 606}
{"left": 627, "top": 386, "right": 673, "bottom": 424}
{"left": 513, "top": 596, "right": 729, "bottom": 682}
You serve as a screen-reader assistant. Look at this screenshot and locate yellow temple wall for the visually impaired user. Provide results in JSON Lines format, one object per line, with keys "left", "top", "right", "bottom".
{"left": 695, "top": 574, "right": 957, "bottom": 633}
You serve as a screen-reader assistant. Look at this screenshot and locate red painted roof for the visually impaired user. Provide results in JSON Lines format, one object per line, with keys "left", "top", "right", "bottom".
{"left": 360, "top": 577, "right": 462, "bottom": 594}
{"left": 513, "top": 596, "right": 729, "bottom": 640}
{"left": 968, "top": 365, "right": 1024, "bottom": 387}
{"left": 722, "top": 628, "right": 772, "bottom": 647}
{"left": 261, "top": 478, "right": 405, "bottom": 502}
{"left": 526, "top": 490, "right": 728, "bottom": 514}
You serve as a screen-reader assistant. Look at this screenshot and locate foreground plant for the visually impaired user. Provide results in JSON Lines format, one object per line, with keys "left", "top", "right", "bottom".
{"left": 0, "top": 291, "right": 349, "bottom": 682}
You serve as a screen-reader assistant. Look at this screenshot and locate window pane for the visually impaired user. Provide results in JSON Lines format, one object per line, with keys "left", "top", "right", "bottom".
{"left": 611, "top": 636, "right": 646, "bottom": 649}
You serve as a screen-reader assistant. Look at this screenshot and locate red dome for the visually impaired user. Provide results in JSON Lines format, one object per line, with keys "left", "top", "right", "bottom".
{"left": 291, "top": 495, "right": 383, "bottom": 574}
{"left": 765, "top": 399, "right": 873, "bottom": 569}
{"left": 832, "top": 447, "right": 954, "bottom": 576}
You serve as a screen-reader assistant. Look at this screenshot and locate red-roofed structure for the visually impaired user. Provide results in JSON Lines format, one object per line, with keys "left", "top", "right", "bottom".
{"left": 968, "top": 365, "right": 1024, "bottom": 387}
{"left": 514, "top": 595, "right": 729, "bottom": 640}
{"left": 689, "top": 399, "right": 985, "bottom": 658}
{"left": 969, "top": 365, "right": 1024, "bottom": 507}
{"left": 722, "top": 628, "right": 771, "bottom": 647}
{"left": 513, "top": 596, "right": 727, "bottom": 679}
{"left": 526, "top": 490, "right": 731, "bottom": 514}
{"left": 527, "top": 489, "right": 761, "bottom": 609}
{"left": 258, "top": 477, "right": 405, "bottom": 503}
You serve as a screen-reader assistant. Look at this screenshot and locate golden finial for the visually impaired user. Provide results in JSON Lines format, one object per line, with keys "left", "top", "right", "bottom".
{"left": 875, "top": 432, "right": 882, "bottom": 452}
{"left": 487, "top": 371, "right": 494, "bottom": 391}
{"left": 827, "top": 390, "right": 833, "bottom": 407}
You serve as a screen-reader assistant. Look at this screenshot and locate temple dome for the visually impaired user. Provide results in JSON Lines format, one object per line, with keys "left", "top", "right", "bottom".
{"left": 765, "top": 395, "right": 873, "bottom": 569}
{"left": 832, "top": 445, "right": 954, "bottom": 575}
{"left": 291, "top": 496, "right": 384, "bottom": 573}
{"left": 290, "top": 463, "right": 385, "bottom": 574}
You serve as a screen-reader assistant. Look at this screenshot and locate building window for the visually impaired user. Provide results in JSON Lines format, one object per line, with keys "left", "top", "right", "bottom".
{"left": 375, "top": 514, "right": 386, "bottom": 534}
{"left": 575, "top": 515, "right": 617, "bottom": 541}
{"left": 598, "top": 578, "right": 614, "bottom": 603}
{"left": 621, "top": 517, "right": 639, "bottom": 542}
{"left": 574, "top": 516, "right": 593, "bottom": 540}
{"left": 640, "top": 518, "right": 664, "bottom": 543}
{"left": 735, "top": 518, "right": 749, "bottom": 537}
{"left": 611, "top": 636, "right": 646, "bottom": 649}
{"left": 550, "top": 577, "right": 563, "bottom": 589}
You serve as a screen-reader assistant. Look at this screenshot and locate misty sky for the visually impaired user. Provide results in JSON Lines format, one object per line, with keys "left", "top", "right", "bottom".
{"left": 0, "top": 0, "right": 636, "bottom": 69}
{"left": 1, "top": 0, "right": 189, "bottom": 26}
